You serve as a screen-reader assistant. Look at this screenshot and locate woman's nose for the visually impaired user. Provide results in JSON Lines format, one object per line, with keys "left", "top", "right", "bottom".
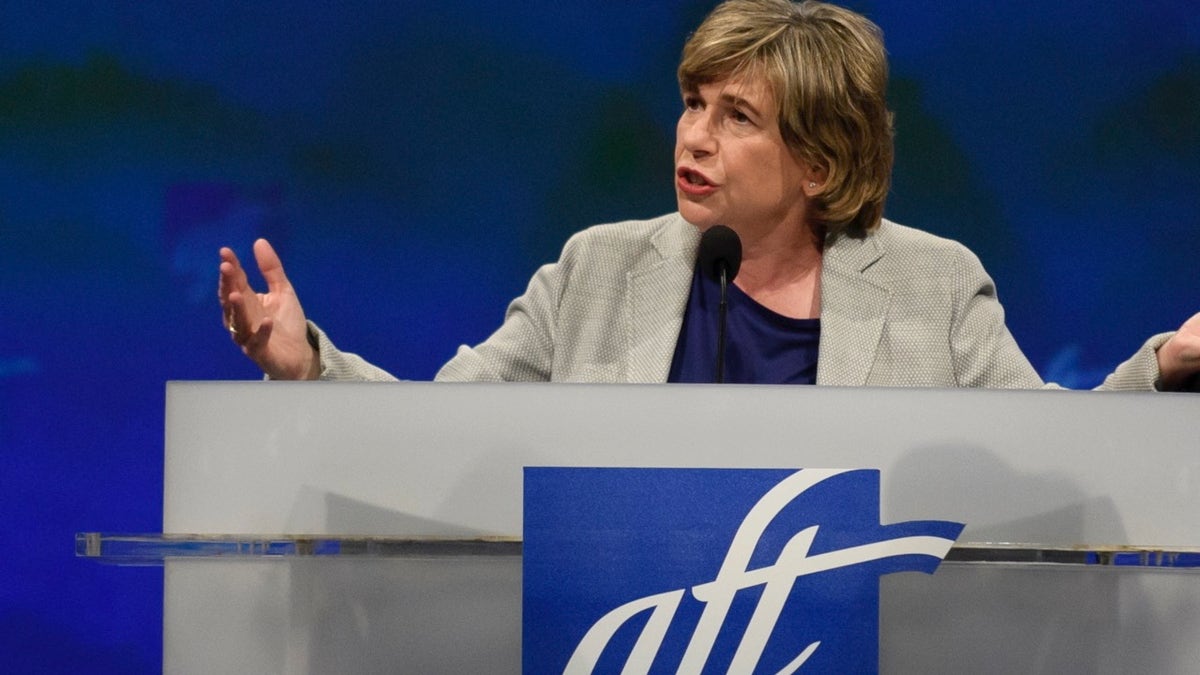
{"left": 679, "top": 113, "right": 716, "bottom": 157}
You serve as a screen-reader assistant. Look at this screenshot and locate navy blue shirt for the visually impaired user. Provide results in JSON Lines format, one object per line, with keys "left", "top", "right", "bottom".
{"left": 668, "top": 264, "right": 821, "bottom": 384}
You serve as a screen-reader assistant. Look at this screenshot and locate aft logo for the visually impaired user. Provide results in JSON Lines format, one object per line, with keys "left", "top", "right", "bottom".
{"left": 523, "top": 468, "right": 963, "bottom": 673}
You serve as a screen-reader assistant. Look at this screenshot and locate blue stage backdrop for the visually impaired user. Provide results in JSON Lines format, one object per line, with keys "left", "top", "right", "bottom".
{"left": 1, "top": 1, "right": 1196, "bottom": 671}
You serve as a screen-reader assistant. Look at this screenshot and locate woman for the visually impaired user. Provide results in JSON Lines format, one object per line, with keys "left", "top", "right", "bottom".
{"left": 218, "top": 0, "right": 1200, "bottom": 390}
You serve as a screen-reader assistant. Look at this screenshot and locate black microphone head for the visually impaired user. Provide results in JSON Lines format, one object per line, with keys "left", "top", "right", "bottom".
{"left": 698, "top": 225, "right": 742, "bottom": 283}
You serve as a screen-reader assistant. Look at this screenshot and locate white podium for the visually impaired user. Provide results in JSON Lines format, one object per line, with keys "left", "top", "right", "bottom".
{"left": 136, "top": 382, "right": 1200, "bottom": 672}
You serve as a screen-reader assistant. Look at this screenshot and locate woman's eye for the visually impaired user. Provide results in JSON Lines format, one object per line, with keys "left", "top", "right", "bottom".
{"left": 730, "top": 109, "right": 751, "bottom": 124}
{"left": 683, "top": 96, "right": 702, "bottom": 111}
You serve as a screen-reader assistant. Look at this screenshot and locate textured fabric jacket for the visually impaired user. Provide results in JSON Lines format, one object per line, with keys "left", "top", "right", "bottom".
{"left": 314, "top": 213, "right": 1166, "bottom": 390}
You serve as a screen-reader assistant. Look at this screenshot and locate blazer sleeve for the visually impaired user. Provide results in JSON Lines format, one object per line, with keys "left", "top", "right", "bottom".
{"left": 308, "top": 252, "right": 564, "bottom": 383}
{"left": 947, "top": 243, "right": 1173, "bottom": 391}
{"left": 1095, "top": 332, "right": 1173, "bottom": 391}
{"left": 309, "top": 321, "right": 399, "bottom": 382}
{"left": 433, "top": 258, "right": 563, "bottom": 382}
{"left": 947, "top": 244, "right": 1045, "bottom": 389}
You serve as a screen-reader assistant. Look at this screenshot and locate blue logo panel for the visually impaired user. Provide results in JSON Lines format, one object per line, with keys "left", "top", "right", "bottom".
{"left": 523, "top": 467, "right": 963, "bottom": 673}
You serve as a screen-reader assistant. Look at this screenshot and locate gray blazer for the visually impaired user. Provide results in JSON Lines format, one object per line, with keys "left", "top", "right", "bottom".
{"left": 315, "top": 213, "right": 1166, "bottom": 390}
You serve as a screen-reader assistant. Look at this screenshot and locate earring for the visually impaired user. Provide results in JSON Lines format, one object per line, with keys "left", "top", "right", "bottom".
{"left": 809, "top": 182, "right": 817, "bottom": 188}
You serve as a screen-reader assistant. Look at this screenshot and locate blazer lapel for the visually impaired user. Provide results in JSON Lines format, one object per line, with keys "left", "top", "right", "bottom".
{"left": 817, "top": 232, "right": 890, "bottom": 386}
{"left": 624, "top": 218, "right": 699, "bottom": 382}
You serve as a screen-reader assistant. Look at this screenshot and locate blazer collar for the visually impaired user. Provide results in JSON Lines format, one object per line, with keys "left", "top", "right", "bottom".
{"left": 817, "top": 227, "right": 891, "bottom": 386}
{"left": 620, "top": 215, "right": 894, "bottom": 386}
{"left": 624, "top": 215, "right": 699, "bottom": 382}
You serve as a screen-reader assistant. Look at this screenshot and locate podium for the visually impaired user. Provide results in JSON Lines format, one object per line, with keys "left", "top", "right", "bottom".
{"left": 83, "top": 382, "right": 1200, "bottom": 672}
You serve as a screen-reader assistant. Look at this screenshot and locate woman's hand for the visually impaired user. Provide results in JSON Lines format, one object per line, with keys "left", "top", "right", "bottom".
{"left": 1157, "top": 312, "right": 1200, "bottom": 391}
{"left": 218, "top": 239, "right": 320, "bottom": 380}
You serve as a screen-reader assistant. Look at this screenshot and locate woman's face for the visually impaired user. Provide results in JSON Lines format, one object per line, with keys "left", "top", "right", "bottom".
{"left": 674, "top": 74, "right": 815, "bottom": 237}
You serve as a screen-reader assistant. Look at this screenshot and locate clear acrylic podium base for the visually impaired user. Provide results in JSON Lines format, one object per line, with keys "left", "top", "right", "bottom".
{"left": 78, "top": 533, "right": 1200, "bottom": 673}
{"left": 77, "top": 532, "right": 1200, "bottom": 570}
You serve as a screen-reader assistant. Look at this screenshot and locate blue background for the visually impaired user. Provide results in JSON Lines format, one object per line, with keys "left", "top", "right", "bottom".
{"left": 1, "top": 1, "right": 1196, "bottom": 670}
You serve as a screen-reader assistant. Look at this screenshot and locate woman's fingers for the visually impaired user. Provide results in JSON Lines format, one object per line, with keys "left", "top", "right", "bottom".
{"left": 241, "top": 316, "right": 274, "bottom": 358}
{"left": 218, "top": 248, "right": 250, "bottom": 299}
{"left": 253, "top": 239, "right": 291, "bottom": 293}
{"left": 225, "top": 290, "right": 249, "bottom": 343}
{"left": 1156, "top": 312, "right": 1200, "bottom": 390}
{"left": 218, "top": 247, "right": 254, "bottom": 337}
{"left": 218, "top": 239, "right": 314, "bottom": 379}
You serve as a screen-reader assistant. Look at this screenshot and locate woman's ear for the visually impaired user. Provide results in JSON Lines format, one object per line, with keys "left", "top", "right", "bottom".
{"left": 804, "top": 163, "right": 829, "bottom": 196}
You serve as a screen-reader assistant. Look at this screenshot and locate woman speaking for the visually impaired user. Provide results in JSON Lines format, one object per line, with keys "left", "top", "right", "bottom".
{"left": 217, "top": 0, "right": 1200, "bottom": 391}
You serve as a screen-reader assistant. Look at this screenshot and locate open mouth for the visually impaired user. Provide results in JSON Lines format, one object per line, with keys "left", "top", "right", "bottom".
{"left": 677, "top": 167, "right": 716, "bottom": 189}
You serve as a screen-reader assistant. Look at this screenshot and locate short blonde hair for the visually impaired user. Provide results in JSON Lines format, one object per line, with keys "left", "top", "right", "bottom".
{"left": 679, "top": 0, "right": 893, "bottom": 238}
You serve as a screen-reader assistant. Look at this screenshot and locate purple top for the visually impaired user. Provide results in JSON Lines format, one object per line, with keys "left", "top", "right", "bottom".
{"left": 668, "top": 264, "right": 820, "bottom": 385}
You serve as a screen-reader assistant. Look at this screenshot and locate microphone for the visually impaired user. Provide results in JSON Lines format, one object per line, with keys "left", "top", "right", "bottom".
{"left": 697, "top": 225, "right": 742, "bottom": 383}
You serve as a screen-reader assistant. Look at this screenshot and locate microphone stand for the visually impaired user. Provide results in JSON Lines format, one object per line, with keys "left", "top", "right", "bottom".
{"left": 698, "top": 224, "right": 741, "bottom": 384}
{"left": 716, "top": 262, "right": 730, "bottom": 384}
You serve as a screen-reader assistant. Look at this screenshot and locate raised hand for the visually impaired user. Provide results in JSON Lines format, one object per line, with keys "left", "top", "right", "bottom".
{"left": 218, "top": 239, "right": 320, "bottom": 380}
{"left": 1157, "top": 312, "right": 1200, "bottom": 391}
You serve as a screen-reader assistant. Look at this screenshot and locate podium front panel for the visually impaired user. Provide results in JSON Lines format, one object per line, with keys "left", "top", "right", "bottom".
{"left": 163, "top": 382, "right": 1200, "bottom": 673}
